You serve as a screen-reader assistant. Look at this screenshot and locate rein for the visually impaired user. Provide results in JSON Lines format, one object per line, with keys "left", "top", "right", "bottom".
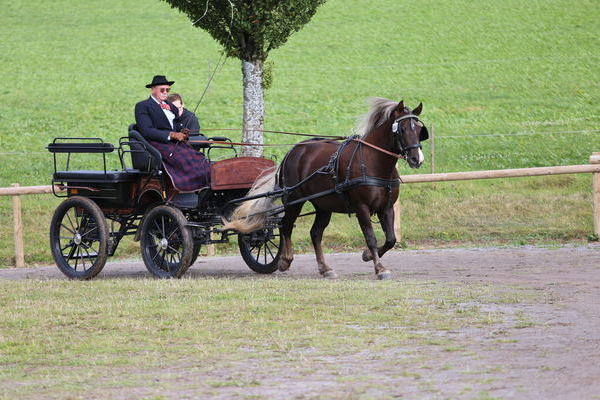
{"left": 188, "top": 138, "right": 407, "bottom": 160}
{"left": 188, "top": 113, "right": 424, "bottom": 160}
{"left": 200, "top": 128, "right": 346, "bottom": 140}
{"left": 353, "top": 139, "right": 405, "bottom": 160}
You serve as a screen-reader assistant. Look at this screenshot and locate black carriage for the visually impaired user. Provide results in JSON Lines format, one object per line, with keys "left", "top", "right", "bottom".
{"left": 47, "top": 126, "right": 282, "bottom": 279}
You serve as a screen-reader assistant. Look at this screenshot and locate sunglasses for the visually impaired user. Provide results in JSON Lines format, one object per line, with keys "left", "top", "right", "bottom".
{"left": 158, "top": 87, "right": 170, "bottom": 93}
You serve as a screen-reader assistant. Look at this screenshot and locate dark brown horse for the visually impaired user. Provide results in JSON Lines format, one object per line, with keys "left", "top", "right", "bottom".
{"left": 225, "top": 97, "right": 428, "bottom": 279}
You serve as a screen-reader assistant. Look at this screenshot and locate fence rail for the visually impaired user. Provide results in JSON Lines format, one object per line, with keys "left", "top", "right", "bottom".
{"left": 2, "top": 153, "right": 599, "bottom": 268}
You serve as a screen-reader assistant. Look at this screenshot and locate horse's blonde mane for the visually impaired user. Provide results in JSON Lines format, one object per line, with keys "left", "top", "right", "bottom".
{"left": 356, "top": 97, "right": 399, "bottom": 136}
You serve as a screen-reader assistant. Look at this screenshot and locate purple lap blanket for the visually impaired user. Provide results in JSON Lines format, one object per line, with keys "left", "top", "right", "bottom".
{"left": 149, "top": 141, "right": 211, "bottom": 192}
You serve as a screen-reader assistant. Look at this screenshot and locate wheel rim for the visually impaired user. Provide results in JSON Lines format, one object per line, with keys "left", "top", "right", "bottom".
{"left": 242, "top": 229, "right": 281, "bottom": 267}
{"left": 145, "top": 214, "right": 185, "bottom": 272}
{"left": 56, "top": 206, "right": 101, "bottom": 273}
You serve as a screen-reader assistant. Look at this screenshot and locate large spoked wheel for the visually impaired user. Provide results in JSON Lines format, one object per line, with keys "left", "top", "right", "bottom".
{"left": 238, "top": 226, "right": 282, "bottom": 274}
{"left": 189, "top": 244, "right": 202, "bottom": 266}
{"left": 49, "top": 196, "right": 109, "bottom": 280}
{"left": 140, "top": 206, "right": 193, "bottom": 279}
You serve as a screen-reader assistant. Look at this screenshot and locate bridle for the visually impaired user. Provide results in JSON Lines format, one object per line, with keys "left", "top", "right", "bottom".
{"left": 391, "top": 113, "right": 423, "bottom": 156}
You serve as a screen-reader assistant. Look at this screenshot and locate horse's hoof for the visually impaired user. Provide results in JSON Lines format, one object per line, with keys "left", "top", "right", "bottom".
{"left": 377, "top": 271, "right": 391, "bottom": 280}
{"left": 361, "top": 249, "right": 372, "bottom": 262}
{"left": 322, "top": 270, "right": 338, "bottom": 279}
{"left": 277, "top": 259, "right": 291, "bottom": 272}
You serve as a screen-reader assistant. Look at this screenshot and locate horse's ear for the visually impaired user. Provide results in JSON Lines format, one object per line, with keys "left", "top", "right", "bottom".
{"left": 397, "top": 100, "right": 404, "bottom": 111}
{"left": 413, "top": 102, "right": 423, "bottom": 116}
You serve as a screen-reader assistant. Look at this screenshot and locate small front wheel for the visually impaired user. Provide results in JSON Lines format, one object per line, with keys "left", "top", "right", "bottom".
{"left": 238, "top": 226, "right": 282, "bottom": 274}
{"left": 49, "top": 196, "right": 109, "bottom": 280}
{"left": 140, "top": 206, "right": 193, "bottom": 278}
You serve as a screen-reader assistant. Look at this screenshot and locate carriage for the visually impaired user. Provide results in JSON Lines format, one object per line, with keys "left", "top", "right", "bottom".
{"left": 47, "top": 126, "right": 282, "bottom": 279}
{"left": 48, "top": 99, "right": 427, "bottom": 280}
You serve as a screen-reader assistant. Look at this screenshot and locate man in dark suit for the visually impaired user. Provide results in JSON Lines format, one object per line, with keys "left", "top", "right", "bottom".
{"left": 134, "top": 75, "right": 188, "bottom": 143}
{"left": 134, "top": 75, "right": 210, "bottom": 192}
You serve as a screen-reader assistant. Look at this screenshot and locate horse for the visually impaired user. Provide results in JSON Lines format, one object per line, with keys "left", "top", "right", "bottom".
{"left": 224, "top": 97, "right": 428, "bottom": 279}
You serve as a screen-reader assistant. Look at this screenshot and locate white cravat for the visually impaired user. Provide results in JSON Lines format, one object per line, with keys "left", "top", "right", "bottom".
{"left": 151, "top": 96, "right": 175, "bottom": 129}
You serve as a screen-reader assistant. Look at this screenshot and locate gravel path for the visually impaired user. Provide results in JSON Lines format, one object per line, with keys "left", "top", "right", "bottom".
{"left": 2, "top": 245, "right": 599, "bottom": 399}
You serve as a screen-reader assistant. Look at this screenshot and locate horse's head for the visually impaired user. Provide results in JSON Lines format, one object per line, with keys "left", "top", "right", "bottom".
{"left": 391, "top": 101, "right": 428, "bottom": 168}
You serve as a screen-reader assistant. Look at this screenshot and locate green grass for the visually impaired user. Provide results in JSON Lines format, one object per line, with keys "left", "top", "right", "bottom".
{"left": 1, "top": 0, "right": 599, "bottom": 266}
{"left": 0, "top": 278, "right": 525, "bottom": 399}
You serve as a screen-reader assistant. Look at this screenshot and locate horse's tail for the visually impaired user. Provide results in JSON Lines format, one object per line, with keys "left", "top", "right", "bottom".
{"left": 222, "top": 167, "right": 279, "bottom": 233}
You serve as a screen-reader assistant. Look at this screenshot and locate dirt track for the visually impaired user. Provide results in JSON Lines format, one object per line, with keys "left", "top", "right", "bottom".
{"left": 2, "top": 245, "right": 600, "bottom": 399}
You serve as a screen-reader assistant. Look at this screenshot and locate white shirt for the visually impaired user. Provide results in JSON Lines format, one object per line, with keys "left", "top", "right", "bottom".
{"left": 151, "top": 95, "right": 175, "bottom": 129}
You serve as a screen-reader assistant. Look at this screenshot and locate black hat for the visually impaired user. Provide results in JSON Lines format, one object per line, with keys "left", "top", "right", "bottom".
{"left": 145, "top": 75, "right": 175, "bottom": 88}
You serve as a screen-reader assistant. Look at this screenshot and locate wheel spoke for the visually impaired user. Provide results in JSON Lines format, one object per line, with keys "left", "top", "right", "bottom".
{"left": 81, "top": 226, "right": 98, "bottom": 238}
{"left": 153, "top": 220, "right": 162, "bottom": 237}
{"left": 166, "top": 251, "right": 172, "bottom": 272}
{"left": 265, "top": 242, "right": 275, "bottom": 260}
{"left": 61, "top": 242, "right": 74, "bottom": 253}
{"left": 60, "top": 224, "right": 76, "bottom": 235}
{"left": 81, "top": 248, "right": 87, "bottom": 271}
{"left": 151, "top": 247, "right": 162, "bottom": 261}
{"left": 65, "top": 211, "right": 77, "bottom": 233}
{"left": 67, "top": 242, "right": 77, "bottom": 259}
{"left": 263, "top": 245, "right": 268, "bottom": 264}
{"left": 89, "top": 242, "right": 99, "bottom": 255}
{"left": 83, "top": 245, "right": 94, "bottom": 261}
{"left": 254, "top": 243, "right": 261, "bottom": 262}
{"left": 74, "top": 246, "right": 80, "bottom": 270}
{"left": 166, "top": 226, "right": 179, "bottom": 242}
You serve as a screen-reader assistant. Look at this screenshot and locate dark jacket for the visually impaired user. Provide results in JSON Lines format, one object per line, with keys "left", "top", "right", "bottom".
{"left": 134, "top": 97, "right": 182, "bottom": 143}
{"left": 180, "top": 108, "right": 201, "bottom": 134}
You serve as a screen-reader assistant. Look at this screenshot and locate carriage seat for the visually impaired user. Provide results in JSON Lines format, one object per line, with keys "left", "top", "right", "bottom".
{"left": 128, "top": 124, "right": 163, "bottom": 172}
{"left": 53, "top": 169, "right": 143, "bottom": 183}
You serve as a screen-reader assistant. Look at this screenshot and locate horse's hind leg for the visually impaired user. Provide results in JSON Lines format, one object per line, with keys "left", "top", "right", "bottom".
{"left": 310, "top": 209, "right": 337, "bottom": 279}
{"left": 362, "top": 206, "right": 396, "bottom": 262}
{"left": 356, "top": 205, "right": 391, "bottom": 280}
{"left": 277, "top": 202, "right": 303, "bottom": 272}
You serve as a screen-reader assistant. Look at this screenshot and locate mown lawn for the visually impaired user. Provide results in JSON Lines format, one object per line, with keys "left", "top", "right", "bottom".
{"left": 0, "top": 0, "right": 599, "bottom": 266}
{"left": 0, "top": 278, "right": 530, "bottom": 399}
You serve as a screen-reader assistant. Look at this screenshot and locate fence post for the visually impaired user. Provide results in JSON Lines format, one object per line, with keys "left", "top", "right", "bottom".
{"left": 591, "top": 153, "right": 600, "bottom": 237}
{"left": 394, "top": 200, "right": 402, "bottom": 243}
{"left": 11, "top": 183, "right": 25, "bottom": 268}
{"left": 430, "top": 124, "right": 435, "bottom": 174}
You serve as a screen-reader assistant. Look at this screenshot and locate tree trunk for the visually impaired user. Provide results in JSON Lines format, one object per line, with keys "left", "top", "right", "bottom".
{"left": 241, "top": 59, "right": 264, "bottom": 157}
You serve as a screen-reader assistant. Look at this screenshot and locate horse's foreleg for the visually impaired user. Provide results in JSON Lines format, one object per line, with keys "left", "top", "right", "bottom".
{"left": 277, "top": 203, "right": 303, "bottom": 272}
{"left": 362, "top": 206, "right": 396, "bottom": 262}
{"left": 356, "top": 206, "right": 391, "bottom": 280}
{"left": 310, "top": 210, "right": 336, "bottom": 278}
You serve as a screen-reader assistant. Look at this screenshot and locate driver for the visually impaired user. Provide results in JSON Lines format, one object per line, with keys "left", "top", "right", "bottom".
{"left": 134, "top": 75, "right": 210, "bottom": 192}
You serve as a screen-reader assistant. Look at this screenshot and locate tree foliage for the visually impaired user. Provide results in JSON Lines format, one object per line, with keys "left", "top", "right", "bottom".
{"left": 163, "top": 0, "right": 327, "bottom": 61}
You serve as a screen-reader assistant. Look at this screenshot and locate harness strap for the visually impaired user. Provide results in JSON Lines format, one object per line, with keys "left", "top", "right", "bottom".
{"left": 353, "top": 139, "right": 406, "bottom": 159}
{"left": 264, "top": 175, "right": 400, "bottom": 217}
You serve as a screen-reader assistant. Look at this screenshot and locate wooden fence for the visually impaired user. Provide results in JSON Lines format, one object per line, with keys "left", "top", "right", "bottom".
{"left": 2, "top": 153, "right": 599, "bottom": 267}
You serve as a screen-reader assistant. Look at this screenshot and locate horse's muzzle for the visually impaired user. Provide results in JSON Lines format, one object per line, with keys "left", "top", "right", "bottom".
{"left": 406, "top": 148, "right": 424, "bottom": 169}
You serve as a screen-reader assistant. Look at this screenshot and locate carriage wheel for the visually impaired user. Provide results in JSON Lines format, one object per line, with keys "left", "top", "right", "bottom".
{"left": 238, "top": 226, "right": 282, "bottom": 274}
{"left": 189, "top": 244, "right": 202, "bottom": 266}
{"left": 140, "top": 205, "right": 193, "bottom": 279}
{"left": 49, "top": 196, "right": 109, "bottom": 280}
